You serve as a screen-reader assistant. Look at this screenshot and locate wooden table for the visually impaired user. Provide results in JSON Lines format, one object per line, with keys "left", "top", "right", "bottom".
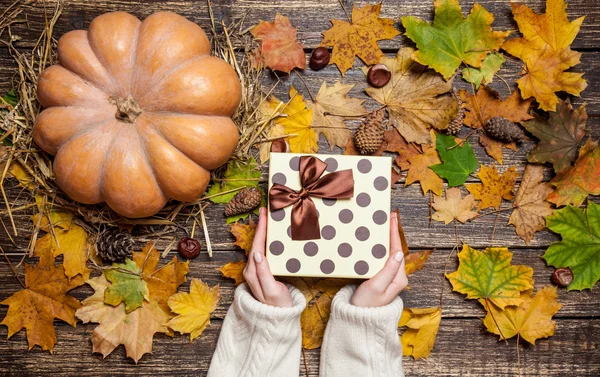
{"left": 0, "top": 0, "right": 599, "bottom": 375}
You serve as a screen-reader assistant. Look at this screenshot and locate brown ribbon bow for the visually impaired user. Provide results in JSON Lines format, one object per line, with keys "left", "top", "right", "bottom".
{"left": 269, "top": 156, "right": 354, "bottom": 240}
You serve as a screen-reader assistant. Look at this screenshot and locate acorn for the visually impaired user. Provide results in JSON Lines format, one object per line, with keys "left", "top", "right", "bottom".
{"left": 551, "top": 268, "right": 573, "bottom": 288}
{"left": 309, "top": 47, "right": 330, "bottom": 70}
{"left": 367, "top": 64, "right": 391, "bottom": 88}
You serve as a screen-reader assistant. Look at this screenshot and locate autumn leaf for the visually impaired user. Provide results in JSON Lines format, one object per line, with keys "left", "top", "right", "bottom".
{"left": 399, "top": 307, "right": 442, "bottom": 359}
{"left": 405, "top": 250, "right": 433, "bottom": 276}
{"left": 104, "top": 259, "right": 149, "bottom": 313}
{"left": 395, "top": 208, "right": 433, "bottom": 275}
{"left": 132, "top": 242, "right": 189, "bottom": 316}
{"left": 364, "top": 48, "right": 457, "bottom": 144}
{"left": 230, "top": 218, "right": 256, "bottom": 254}
{"left": 430, "top": 133, "right": 478, "bottom": 186}
{"left": 462, "top": 52, "right": 505, "bottom": 89}
{"left": 522, "top": 100, "right": 588, "bottom": 173}
{"left": 167, "top": 279, "right": 220, "bottom": 342}
{"left": 502, "top": 0, "right": 587, "bottom": 111}
{"left": 432, "top": 187, "right": 478, "bottom": 224}
{"left": 543, "top": 202, "right": 600, "bottom": 290}
{"left": 33, "top": 220, "right": 89, "bottom": 280}
{"left": 9, "top": 162, "right": 34, "bottom": 190}
{"left": 402, "top": 0, "right": 509, "bottom": 81}
{"left": 251, "top": 13, "right": 306, "bottom": 73}
{"left": 1, "top": 253, "right": 88, "bottom": 352}
{"left": 383, "top": 129, "right": 421, "bottom": 171}
{"left": 320, "top": 3, "right": 399, "bottom": 75}
{"left": 206, "top": 158, "right": 261, "bottom": 204}
{"left": 459, "top": 86, "right": 533, "bottom": 163}
{"left": 547, "top": 138, "right": 600, "bottom": 207}
{"left": 405, "top": 131, "right": 444, "bottom": 196}
{"left": 466, "top": 165, "right": 518, "bottom": 210}
{"left": 257, "top": 95, "right": 288, "bottom": 163}
{"left": 272, "top": 86, "right": 318, "bottom": 154}
{"left": 446, "top": 244, "right": 534, "bottom": 309}
{"left": 509, "top": 164, "right": 554, "bottom": 245}
{"left": 482, "top": 286, "right": 561, "bottom": 344}
{"left": 309, "top": 81, "right": 365, "bottom": 151}
{"left": 76, "top": 275, "right": 169, "bottom": 363}
{"left": 218, "top": 260, "right": 247, "bottom": 286}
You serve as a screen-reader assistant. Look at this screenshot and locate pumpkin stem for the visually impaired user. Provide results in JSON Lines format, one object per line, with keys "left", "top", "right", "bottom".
{"left": 110, "top": 96, "right": 142, "bottom": 123}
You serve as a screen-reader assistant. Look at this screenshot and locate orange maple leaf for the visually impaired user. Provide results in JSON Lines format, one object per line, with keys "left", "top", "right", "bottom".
{"left": 502, "top": 0, "right": 587, "bottom": 111}
{"left": 405, "top": 131, "right": 443, "bottom": 196}
{"left": 547, "top": 138, "right": 600, "bottom": 207}
{"left": 320, "top": 3, "right": 399, "bottom": 75}
{"left": 251, "top": 13, "right": 306, "bottom": 73}
{"left": 217, "top": 260, "right": 247, "bottom": 286}
{"left": 466, "top": 165, "right": 518, "bottom": 210}
{"left": 1, "top": 253, "right": 88, "bottom": 352}
{"left": 459, "top": 86, "right": 532, "bottom": 163}
{"left": 230, "top": 218, "right": 257, "bottom": 255}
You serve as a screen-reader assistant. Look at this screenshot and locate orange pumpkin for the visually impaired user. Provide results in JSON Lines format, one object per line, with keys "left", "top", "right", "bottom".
{"left": 33, "top": 12, "right": 241, "bottom": 218}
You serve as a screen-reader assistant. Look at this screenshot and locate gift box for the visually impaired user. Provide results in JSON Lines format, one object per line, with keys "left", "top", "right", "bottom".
{"left": 266, "top": 153, "right": 392, "bottom": 279}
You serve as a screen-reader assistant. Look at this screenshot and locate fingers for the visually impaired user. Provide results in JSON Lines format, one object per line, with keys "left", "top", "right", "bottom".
{"left": 386, "top": 252, "right": 408, "bottom": 296}
{"left": 253, "top": 244, "right": 281, "bottom": 299}
{"left": 244, "top": 207, "right": 268, "bottom": 302}
{"left": 390, "top": 211, "right": 403, "bottom": 254}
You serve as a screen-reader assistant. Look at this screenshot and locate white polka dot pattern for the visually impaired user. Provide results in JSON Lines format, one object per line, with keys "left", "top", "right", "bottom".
{"left": 266, "top": 153, "right": 391, "bottom": 279}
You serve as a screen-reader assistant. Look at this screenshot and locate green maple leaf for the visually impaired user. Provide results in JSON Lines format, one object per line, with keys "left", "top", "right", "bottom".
{"left": 446, "top": 244, "right": 534, "bottom": 309}
{"left": 401, "top": 0, "right": 510, "bottom": 80}
{"left": 522, "top": 99, "right": 588, "bottom": 173}
{"left": 461, "top": 52, "right": 505, "bottom": 89}
{"left": 104, "top": 259, "right": 149, "bottom": 313}
{"left": 543, "top": 202, "right": 600, "bottom": 291}
{"left": 430, "top": 133, "right": 478, "bottom": 186}
{"left": 206, "top": 158, "right": 262, "bottom": 204}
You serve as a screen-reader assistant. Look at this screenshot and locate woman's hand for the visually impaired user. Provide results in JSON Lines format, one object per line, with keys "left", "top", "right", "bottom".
{"left": 243, "top": 207, "right": 294, "bottom": 307}
{"left": 351, "top": 211, "right": 408, "bottom": 307}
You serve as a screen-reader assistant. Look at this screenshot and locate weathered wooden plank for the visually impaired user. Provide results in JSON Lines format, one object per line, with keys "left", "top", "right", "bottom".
{"left": 0, "top": 177, "right": 586, "bottom": 253}
{"left": 0, "top": 248, "right": 598, "bottom": 319}
{"left": 0, "top": 317, "right": 598, "bottom": 376}
{"left": 4, "top": 0, "right": 600, "bottom": 50}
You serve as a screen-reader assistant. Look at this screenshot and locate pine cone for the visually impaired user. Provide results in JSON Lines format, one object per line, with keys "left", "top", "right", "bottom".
{"left": 446, "top": 93, "right": 465, "bottom": 135}
{"left": 97, "top": 229, "right": 134, "bottom": 263}
{"left": 354, "top": 109, "right": 385, "bottom": 154}
{"left": 484, "top": 117, "right": 527, "bottom": 143}
{"left": 225, "top": 187, "right": 262, "bottom": 217}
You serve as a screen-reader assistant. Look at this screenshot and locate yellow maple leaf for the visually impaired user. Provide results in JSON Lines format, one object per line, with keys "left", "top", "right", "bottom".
{"left": 465, "top": 165, "right": 518, "bottom": 210}
{"left": 217, "top": 260, "right": 247, "bottom": 286}
{"left": 1, "top": 253, "right": 88, "bottom": 352}
{"left": 364, "top": 48, "right": 457, "bottom": 144}
{"left": 132, "top": 242, "right": 189, "bottom": 316}
{"left": 509, "top": 164, "right": 554, "bottom": 245}
{"left": 399, "top": 307, "right": 442, "bottom": 359}
{"left": 167, "top": 278, "right": 220, "bottom": 341}
{"left": 404, "top": 250, "right": 433, "bottom": 276}
{"left": 76, "top": 275, "right": 169, "bottom": 363}
{"left": 482, "top": 286, "right": 562, "bottom": 344}
{"left": 33, "top": 222, "right": 90, "bottom": 281}
{"left": 321, "top": 3, "right": 399, "bottom": 75}
{"left": 9, "top": 162, "right": 34, "bottom": 190}
{"left": 230, "top": 218, "right": 257, "bottom": 255}
{"left": 405, "top": 131, "right": 443, "bottom": 195}
{"left": 502, "top": 0, "right": 587, "bottom": 111}
{"left": 446, "top": 244, "right": 534, "bottom": 309}
{"left": 309, "top": 81, "right": 365, "bottom": 151}
{"left": 273, "top": 86, "right": 317, "bottom": 154}
{"left": 432, "top": 187, "right": 478, "bottom": 224}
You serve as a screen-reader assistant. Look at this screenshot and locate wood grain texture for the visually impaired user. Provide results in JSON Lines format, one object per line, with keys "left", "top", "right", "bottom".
{"left": 0, "top": 0, "right": 599, "bottom": 375}
{"left": 0, "top": 317, "right": 598, "bottom": 376}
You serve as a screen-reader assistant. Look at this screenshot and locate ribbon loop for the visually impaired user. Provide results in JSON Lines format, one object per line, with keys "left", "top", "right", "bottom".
{"left": 269, "top": 156, "right": 355, "bottom": 241}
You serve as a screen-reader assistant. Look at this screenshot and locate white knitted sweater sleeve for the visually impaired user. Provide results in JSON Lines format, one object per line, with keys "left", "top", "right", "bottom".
{"left": 319, "top": 285, "right": 405, "bottom": 377}
{"left": 207, "top": 283, "right": 306, "bottom": 377}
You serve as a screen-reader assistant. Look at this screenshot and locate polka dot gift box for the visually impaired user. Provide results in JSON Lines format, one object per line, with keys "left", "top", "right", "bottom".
{"left": 266, "top": 153, "right": 392, "bottom": 279}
